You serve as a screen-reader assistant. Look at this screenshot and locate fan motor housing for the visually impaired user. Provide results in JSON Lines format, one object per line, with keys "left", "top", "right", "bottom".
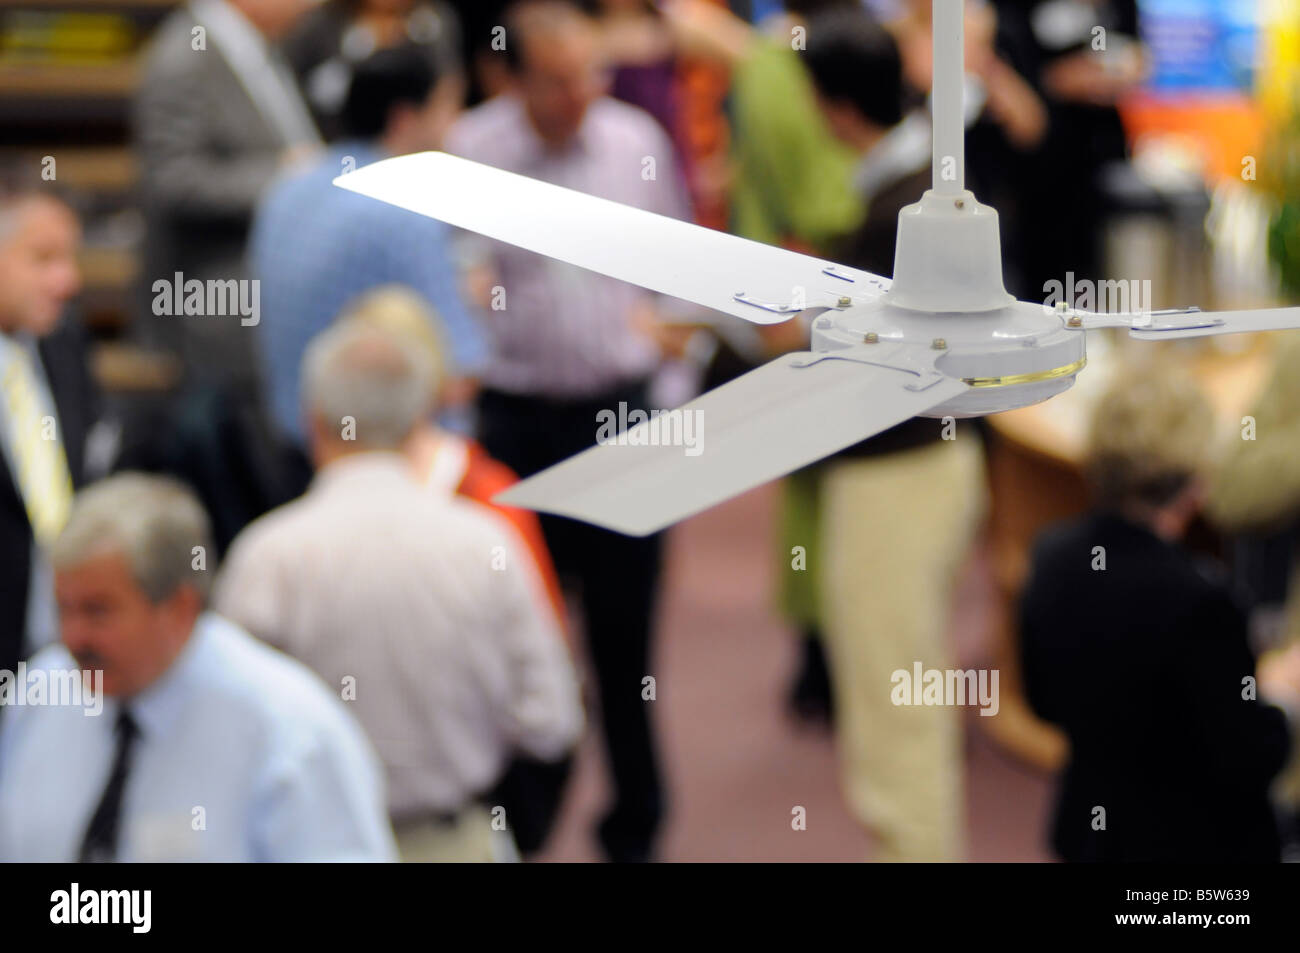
{"left": 888, "top": 190, "right": 1017, "bottom": 314}
{"left": 810, "top": 297, "right": 1088, "bottom": 418}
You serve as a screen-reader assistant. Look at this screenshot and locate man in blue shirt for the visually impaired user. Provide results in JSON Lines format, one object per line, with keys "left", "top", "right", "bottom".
{"left": 250, "top": 43, "right": 487, "bottom": 445}
{"left": 0, "top": 472, "right": 395, "bottom": 862}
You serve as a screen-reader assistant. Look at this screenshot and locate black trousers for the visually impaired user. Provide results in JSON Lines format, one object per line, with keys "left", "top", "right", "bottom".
{"left": 478, "top": 381, "right": 665, "bottom": 861}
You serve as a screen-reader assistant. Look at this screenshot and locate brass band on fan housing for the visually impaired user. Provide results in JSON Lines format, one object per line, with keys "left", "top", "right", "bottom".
{"left": 961, "top": 357, "right": 1088, "bottom": 389}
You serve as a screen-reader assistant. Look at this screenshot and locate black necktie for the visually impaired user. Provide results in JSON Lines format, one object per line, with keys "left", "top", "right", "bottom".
{"left": 77, "top": 707, "right": 139, "bottom": 863}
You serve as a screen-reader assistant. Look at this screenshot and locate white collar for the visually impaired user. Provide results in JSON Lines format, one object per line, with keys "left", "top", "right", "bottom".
{"left": 421, "top": 433, "right": 470, "bottom": 495}
{"left": 190, "top": 0, "right": 263, "bottom": 57}
{"left": 854, "top": 109, "right": 933, "bottom": 202}
{"left": 188, "top": 0, "right": 321, "bottom": 146}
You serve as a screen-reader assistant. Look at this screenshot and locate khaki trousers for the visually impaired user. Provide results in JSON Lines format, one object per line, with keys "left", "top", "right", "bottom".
{"left": 818, "top": 435, "right": 986, "bottom": 862}
{"left": 393, "top": 805, "right": 520, "bottom": 863}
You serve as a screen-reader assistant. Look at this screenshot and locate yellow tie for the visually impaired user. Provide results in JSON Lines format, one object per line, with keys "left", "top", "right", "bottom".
{"left": 2, "top": 346, "right": 73, "bottom": 547}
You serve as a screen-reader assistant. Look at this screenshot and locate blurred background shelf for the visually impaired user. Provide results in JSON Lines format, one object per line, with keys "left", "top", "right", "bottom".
{"left": 0, "top": 0, "right": 177, "bottom": 7}
{"left": 10, "top": 146, "right": 136, "bottom": 191}
{"left": 0, "top": 2, "right": 174, "bottom": 335}
{"left": 0, "top": 60, "right": 137, "bottom": 96}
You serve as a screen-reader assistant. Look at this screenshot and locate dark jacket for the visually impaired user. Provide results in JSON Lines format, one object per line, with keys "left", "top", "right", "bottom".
{"left": 1019, "top": 511, "right": 1291, "bottom": 862}
{"left": 0, "top": 319, "right": 97, "bottom": 678}
{"left": 831, "top": 165, "right": 947, "bottom": 459}
{"left": 132, "top": 5, "right": 301, "bottom": 389}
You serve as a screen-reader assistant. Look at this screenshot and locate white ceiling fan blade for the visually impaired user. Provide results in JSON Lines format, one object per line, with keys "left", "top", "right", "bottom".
{"left": 494, "top": 346, "right": 968, "bottom": 536}
{"left": 334, "top": 152, "right": 889, "bottom": 325}
{"left": 1128, "top": 306, "right": 1300, "bottom": 340}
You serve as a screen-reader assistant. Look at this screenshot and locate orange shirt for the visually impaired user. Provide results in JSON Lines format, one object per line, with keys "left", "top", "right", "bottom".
{"left": 413, "top": 431, "right": 568, "bottom": 635}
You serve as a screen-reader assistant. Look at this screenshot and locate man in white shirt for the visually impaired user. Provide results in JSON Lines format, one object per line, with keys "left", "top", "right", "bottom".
{"left": 0, "top": 472, "right": 395, "bottom": 862}
{"left": 214, "top": 320, "right": 583, "bottom": 862}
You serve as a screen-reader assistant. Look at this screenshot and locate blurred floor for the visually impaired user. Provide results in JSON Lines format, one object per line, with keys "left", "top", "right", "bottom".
{"left": 534, "top": 484, "right": 1055, "bottom": 862}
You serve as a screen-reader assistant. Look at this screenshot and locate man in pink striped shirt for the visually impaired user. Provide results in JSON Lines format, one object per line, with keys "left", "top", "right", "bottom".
{"left": 445, "top": 0, "right": 693, "bottom": 862}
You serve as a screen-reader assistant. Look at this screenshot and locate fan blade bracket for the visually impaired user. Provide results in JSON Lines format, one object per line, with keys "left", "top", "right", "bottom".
{"left": 1068, "top": 306, "right": 1225, "bottom": 334}
{"left": 790, "top": 344, "right": 950, "bottom": 392}
{"left": 1129, "top": 308, "right": 1226, "bottom": 336}
{"left": 732, "top": 287, "right": 869, "bottom": 316}
{"left": 1131, "top": 307, "right": 1209, "bottom": 329}
{"left": 1067, "top": 308, "right": 1136, "bottom": 330}
{"left": 731, "top": 291, "right": 803, "bottom": 316}
{"left": 1122, "top": 306, "right": 1300, "bottom": 340}
{"left": 820, "top": 264, "right": 891, "bottom": 293}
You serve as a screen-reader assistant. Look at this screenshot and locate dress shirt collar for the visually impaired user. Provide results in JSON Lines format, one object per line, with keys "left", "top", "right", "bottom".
{"left": 335, "top": 139, "right": 383, "bottom": 171}
{"left": 189, "top": 0, "right": 322, "bottom": 147}
{"left": 505, "top": 93, "right": 595, "bottom": 165}
{"left": 189, "top": 0, "right": 263, "bottom": 56}
{"left": 420, "top": 433, "right": 469, "bottom": 496}
{"left": 1, "top": 328, "right": 31, "bottom": 349}
{"left": 115, "top": 612, "right": 217, "bottom": 741}
{"left": 310, "top": 450, "right": 418, "bottom": 496}
{"left": 1089, "top": 508, "right": 1175, "bottom": 550}
{"left": 853, "top": 109, "right": 932, "bottom": 203}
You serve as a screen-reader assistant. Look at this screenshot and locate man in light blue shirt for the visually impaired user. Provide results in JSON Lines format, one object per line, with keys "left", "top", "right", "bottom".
{"left": 251, "top": 43, "right": 487, "bottom": 446}
{"left": 0, "top": 472, "right": 395, "bottom": 862}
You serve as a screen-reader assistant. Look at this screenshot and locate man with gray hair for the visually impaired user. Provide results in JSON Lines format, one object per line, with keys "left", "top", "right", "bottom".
{"left": 214, "top": 320, "right": 583, "bottom": 862}
{"left": 0, "top": 169, "right": 98, "bottom": 721}
{"left": 0, "top": 472, "right": 396, "bottom": 861}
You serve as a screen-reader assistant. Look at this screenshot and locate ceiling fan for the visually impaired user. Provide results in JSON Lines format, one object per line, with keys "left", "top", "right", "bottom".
{"left": 335, "top": 0, "right": 1300, "bottom": 537}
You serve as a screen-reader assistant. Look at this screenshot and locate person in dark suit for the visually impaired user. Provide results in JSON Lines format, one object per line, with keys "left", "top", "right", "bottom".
{"left": 1020, "top": 365, "right": 1300, "bottom": 862}
{"left": 133, "top": 0, "right": 320, "bottom": 391}
{"left": 990, "top": 0, "right": 1146, "bottom": 296}
{"left": 0, "top": 178, "right": 98, "bottom": 696}
{"left": 125, "top": 1, "right": 325, "bottom": 553}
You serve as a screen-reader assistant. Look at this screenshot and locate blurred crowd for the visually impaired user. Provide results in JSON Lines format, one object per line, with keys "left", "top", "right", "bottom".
{"left": 1, "top": 0, "right": 1300, "bottom": 863}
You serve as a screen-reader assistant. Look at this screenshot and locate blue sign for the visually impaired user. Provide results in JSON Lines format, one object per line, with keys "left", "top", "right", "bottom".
{"left": 1139, "top": 0, "right": 1261, "bottom": 93}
